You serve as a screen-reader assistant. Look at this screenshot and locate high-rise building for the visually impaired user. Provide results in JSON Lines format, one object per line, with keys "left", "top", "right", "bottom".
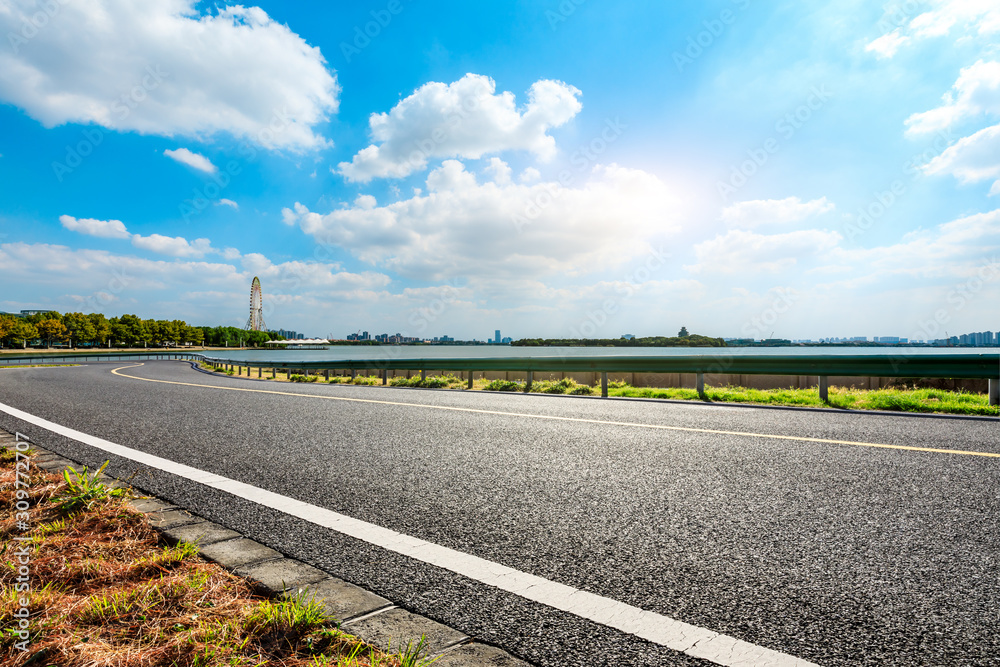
{"left": 494, "top": 329, "right": 501, "bottom": 344}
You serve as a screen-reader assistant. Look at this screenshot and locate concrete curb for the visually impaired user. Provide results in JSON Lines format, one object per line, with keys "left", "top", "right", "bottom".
{"left": 0, "top": 429, "right": 532, "bottom": 666}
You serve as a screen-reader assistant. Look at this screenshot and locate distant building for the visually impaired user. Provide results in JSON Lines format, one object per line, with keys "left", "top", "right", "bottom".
{"left": 501, "top": 336, "right": 513, "bottom": 344}
{"left": 270, "top": 329, "right": 299, "bottom": 340}
{"left": 494, "top": 329, "right": 501, "bottom": 344}
{"left": 622, "top": 334, "right": 635, "bottom": 340}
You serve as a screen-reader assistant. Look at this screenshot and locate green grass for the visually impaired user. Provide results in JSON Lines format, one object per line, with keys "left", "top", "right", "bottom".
{"left": 390, "top": 374, "right": 463, "bottom": 388}
{"left": 607, "top": 383, "right": 998, "bottom": 416}
{"left": 53, "top": 460, "right": 129, "bottom": 513}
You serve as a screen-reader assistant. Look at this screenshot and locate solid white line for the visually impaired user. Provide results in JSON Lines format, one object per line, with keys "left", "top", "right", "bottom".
{"left": 0, "top": 400, "right": 819, "bottom": 667}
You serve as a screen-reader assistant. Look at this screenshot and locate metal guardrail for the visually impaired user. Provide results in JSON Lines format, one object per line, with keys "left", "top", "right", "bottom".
{"left": 2, "top": 349, "right": 998, "bottom": 403}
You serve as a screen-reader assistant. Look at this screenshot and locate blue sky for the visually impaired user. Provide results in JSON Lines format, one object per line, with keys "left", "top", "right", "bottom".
{"left": 1, "top": 0, "right": 998, "bottom": 341}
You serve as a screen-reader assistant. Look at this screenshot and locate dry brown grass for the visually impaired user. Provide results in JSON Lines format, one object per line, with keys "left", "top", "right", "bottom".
{"left": 0, "top": 448, "right": 431, "bottom": 667}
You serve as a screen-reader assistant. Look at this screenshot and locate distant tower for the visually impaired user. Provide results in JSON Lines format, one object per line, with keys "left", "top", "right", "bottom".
{"left": 245, "top": 277, "right": 267, "bottom": 331}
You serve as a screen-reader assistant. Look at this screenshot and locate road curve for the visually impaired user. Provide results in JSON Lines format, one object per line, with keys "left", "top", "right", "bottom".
{"left": 0, "top": 361, "right": 997, "bottom": 666}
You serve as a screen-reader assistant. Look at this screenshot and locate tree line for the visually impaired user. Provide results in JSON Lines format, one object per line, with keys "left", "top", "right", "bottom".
{"left": 0, "top": 311, "right": 284, "bottom": 349}
{"left": 512, "top": 334, "right": 726, "bottom": 347}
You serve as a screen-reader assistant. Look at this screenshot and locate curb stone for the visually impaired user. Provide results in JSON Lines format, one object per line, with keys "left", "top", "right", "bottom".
{"left": 0, "top": 429, "right": 534, "bottom": 666}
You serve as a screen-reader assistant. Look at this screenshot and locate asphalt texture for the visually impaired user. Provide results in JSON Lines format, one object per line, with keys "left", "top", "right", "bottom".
{"left": 1, "top": 361, "right": 998, "bottom": 666}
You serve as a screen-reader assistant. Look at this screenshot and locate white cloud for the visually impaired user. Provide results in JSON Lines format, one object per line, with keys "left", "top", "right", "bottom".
{"left": 164, "top": 148, "right": 217, "bottom": 173}
{"left": 483, "top": 157, "right": 512, "bottom": 185}
{"left": 0, "top": 242, "right": 393, "bottom": 322}
{"left": 519, "top": 167, "right": 541, "bottom": 183}
{"left": 59, "top": 214, "right": 130, "bottom": 239}
{"left": 131, "top": 234, "right": 213, "bottom": 258}
{"left": 0, "top": 0, "right": 338, "bottom": 150}
{"left": 285, "top": 160, "right": 678, "bottom": 281}
{"left": 905, "top": 60, "right": 1000, "bottom": 135}
{"left": 720, "top": 197, "right": 835, "bottom": 229}
{"left": 217, "top": 199, "right": 239, "bottom": 210}
{"left": 923, "top": 123, "right": 1000, "bottom": 190}
{"left": 60, "top": 214, "right": 222, "bottom": 258}
{"left": 865, "top": 30, "right": 909, "bottom": 59}
{"left": 907, "top": 0, "right": 1000, "bottom": 39}
{"left": 688, "top": 229, "right": 843, "bottom": 275}
{"left": 337, "top": 74, "right": 582, "bottom": 182}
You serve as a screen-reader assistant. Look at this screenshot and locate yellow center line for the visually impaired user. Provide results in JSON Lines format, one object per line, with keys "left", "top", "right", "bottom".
{"left": 110, "top": 363, "right": 1000, "bottom": 459}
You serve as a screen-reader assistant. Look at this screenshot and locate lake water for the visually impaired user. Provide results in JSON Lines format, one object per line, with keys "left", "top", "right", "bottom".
{"left": 204, "top": 345, "right": 1000, "bottom": 364}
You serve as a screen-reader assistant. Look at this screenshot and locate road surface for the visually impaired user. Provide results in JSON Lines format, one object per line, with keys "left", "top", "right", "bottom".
{"left": 0, "top": 361, "right": 997, "bottom": 666}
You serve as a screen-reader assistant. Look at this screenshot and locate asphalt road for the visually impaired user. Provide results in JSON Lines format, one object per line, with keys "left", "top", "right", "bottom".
{"left": 1, "top": 361, "right": 998, "bottom": 666}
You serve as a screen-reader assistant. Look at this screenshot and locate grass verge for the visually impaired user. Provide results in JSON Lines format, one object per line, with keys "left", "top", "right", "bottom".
{"left": 609, "top": 384, "right": 999, "bottom": 416}
{"left": 0, "top": 447, "right": 437, "bottom": 666}
{"left": 194, "top": 362, "right": 997, "bottom": 416}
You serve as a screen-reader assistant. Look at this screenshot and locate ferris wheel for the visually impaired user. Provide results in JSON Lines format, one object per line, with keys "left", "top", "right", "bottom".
{"left": 245, "top": 276, "right": 267, "bottom": 331}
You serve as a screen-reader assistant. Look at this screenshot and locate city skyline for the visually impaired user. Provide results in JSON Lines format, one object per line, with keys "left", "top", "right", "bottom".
{"left": 1, "top": 2, "right": 998, "bottom": 339}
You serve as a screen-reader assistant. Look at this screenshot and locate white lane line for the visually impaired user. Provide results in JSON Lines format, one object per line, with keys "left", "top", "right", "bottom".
{"left": 0, "top": 400, "right": 819, "bottom": 667}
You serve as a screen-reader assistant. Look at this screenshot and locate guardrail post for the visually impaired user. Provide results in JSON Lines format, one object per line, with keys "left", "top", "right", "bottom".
{"left": 382, "top": 370, "right": 388, "bottom": 385}
{"left": 819, "top": 376, "right": 829, "bottom": 402}
{"left": 324, "top": 369, "right": 330, "bottom": 381}
{"left": 601, "top": 372, "right": 608, "bottom": 398}
{"left": 351, "top": 369, "right": 357, "bottom": 380}
{"left": 526, "top": 371, "right": 533, "bottom": 392}
{"left": 696, "top": 372, "right": 705, "bottom": 396}
{"left": 467, "top": 371, "right": 474, "bottom": 389}
{"left": 257, "top": 366, "right": 261, "bottom": 378}
{"left": 990, "top": 378, "right": 999, "bottom": 406}
{"left": 421, "top": 369, "right": 426, "bottom": 381}
{"left": 271, "top": 367, "right": 276, "bottom": 379}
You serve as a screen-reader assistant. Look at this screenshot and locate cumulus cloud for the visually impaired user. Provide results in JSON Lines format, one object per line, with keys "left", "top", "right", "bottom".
{"left": 923, "top": 123, "right": 1000, "bottom": 190}
{"left": 59, "top": 215, "right": 130, "bottom": 239}
{"left": 337, "top": 74, "right": 582, "bottom": 182}
{"left": 164, "top": 148, "right": 217, "bottom": 173}
{"left": 0, "top": 0, "right": 338, "bottom": 150}
{"left": 907, "top": 0, "right": 1000, "bottom": 39}
{"left": 217, "top": 199, "right": 239, "bottom": 210}
{"left": 720, "top": 197, "right": 835, "bottom": 228}
{"left": 865, "top": 30, "right": 909, "bottom": 59}
{"left": 60, "top": 214, "right": 217, "bottom": 258}
{"left": 905, "top": 60, "right": 1000, "bottom": 135}
{"left": 130, "top": 234, "right": 213, "bottom": 258}
{"left": 286, "top": 160, "right": 678, "bottom": 281}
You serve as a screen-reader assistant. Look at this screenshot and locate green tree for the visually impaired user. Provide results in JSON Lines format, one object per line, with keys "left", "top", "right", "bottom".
{"left": 88, "top": 313, "right": 111, "bottom": 347}
{"left": 36, "top": 318, "right": 67, "bottom": 347}
{"left": 9, "top": 320, "right": 39, "bottom": 348}
{"left": 183, "top": 325, "right": 204, "bottom": 346}
{"left": 62, "top": 312, "right": 97, "bottom": 346}
{"left": 0, "top": 316, "right": 13, "bottom": 344}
